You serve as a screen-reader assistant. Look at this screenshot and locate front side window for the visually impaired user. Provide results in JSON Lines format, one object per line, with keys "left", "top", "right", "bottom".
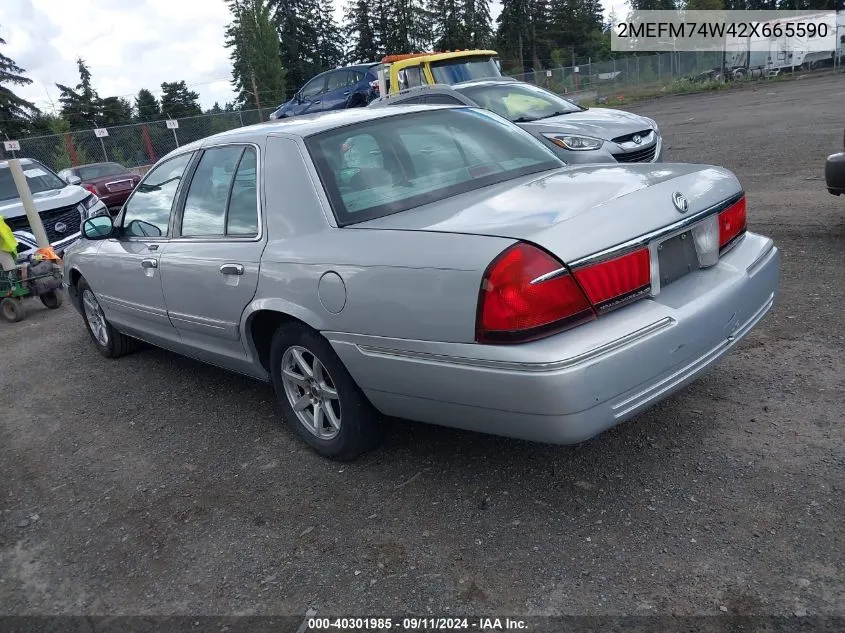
{"left": 181, "top": 146, "right": 243, "bottom": 236}
{"left": 122, "top": 152, "right": 193, "bottom": 237}
{"left": 300, "top": 76, "right": 326, "bottom": 100}
{"left": 307, "top": 109, "right": 561, "bottom": 225}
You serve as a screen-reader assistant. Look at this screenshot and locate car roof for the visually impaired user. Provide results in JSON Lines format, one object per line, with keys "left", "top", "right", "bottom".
{"left": 175, "top": 104, "right": 466, "bottom": 152}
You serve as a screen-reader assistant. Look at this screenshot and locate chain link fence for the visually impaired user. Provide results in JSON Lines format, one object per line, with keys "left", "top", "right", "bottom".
{"left": 0, "top": 51, "right": 757, "bottom": 173}
{"left": 1, "top": 107, "right": 278, "bottom": 175}
{"left": 511, "top": 51, "right": 727, "bottom": 100}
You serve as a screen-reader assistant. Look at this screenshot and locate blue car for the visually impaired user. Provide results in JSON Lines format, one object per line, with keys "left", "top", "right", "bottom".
{"left": 269, "top": 64, "right": 380, "bottom": 120}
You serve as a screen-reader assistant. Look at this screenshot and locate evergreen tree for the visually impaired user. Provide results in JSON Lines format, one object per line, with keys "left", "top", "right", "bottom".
{"left": 56, "top": 58, "right": 100, "bottom": 129}
{"left": 226, "top": 0, "right": 288, "bottom": 109}
{"left": 315, "top": 0, "right": 344, "bottom": 68}
{"left": 159, "top": 81, "right": 202, "bottom": 118}
{"left": 343, "top": 0, "right": 379, "bottom": 62}
{"left": 463, "top": 0, "right": 493, "bottom": 48}
{"left": 270, "top": 0, "right": 322, "bottom": 93}
{"left": 0, "top": 35, "right": 39, "bottom": 138}
{"left": 99, "top": 96, "right": 133, "bottom": 126}
{"left": 432, "top": 0, "right": 468, "bottom": 50}
{"left": 135, "top": 89, "right": 160, "bottom": 122}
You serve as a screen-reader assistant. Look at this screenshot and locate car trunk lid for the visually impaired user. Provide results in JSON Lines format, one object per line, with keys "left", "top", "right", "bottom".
{"left": 350, "top": 163, "right": 742, "bottom": 263}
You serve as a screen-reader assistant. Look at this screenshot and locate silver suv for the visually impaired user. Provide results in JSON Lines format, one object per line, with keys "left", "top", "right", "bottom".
{"left": 0, "top": 158, "right": 108, "bottom": 257}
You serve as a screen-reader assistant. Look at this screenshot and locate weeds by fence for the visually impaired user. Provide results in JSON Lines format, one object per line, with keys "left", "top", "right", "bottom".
{"left": 0, "top": 51, "right": 778, "bottom": 173}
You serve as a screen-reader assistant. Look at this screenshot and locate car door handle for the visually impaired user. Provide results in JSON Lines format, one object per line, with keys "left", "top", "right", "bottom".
{"left": 219, "top": 263, "right": 244, "bottom": 276}
{"left": 140, "top": 258, "right": 157, "bottom": 269}
{"left": 314, "top": 100, "right": 321, "bottom": 105}
{"left": 343, "top": 91, "right": 350, "bottom": 95}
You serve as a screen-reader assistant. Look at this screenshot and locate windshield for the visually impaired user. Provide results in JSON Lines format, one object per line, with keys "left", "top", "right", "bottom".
{"left": 77, "top": 163, "right": 129, "bottom": 180}
{"left": 0, "top": 162, "right": 67, "bottom": 202}
{"left": 459, "top": 82, "right": 583, "bottom": 123}
{"left": 430, "top": 57, "right": 502, "bottom": 84}
{"left": 307, "top": 109, "right": 562, "bottom": 225}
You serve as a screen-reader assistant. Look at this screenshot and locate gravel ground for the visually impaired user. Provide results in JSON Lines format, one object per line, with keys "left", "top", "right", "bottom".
{"left": 1, "top": 73, "right": 844, "bottom": 619}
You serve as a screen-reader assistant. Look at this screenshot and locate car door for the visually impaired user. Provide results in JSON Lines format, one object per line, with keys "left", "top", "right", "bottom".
{"left": 158, "top": 144, "right": 264, "bottom": 369}
{"left": 294, "top": 75, "right": 328, "bottom": 115}
{"left": 90, "top": 151, "right": 194, "bottom": 345}
{"left": 322, "top": 70, "right": 351, "bottom": 110}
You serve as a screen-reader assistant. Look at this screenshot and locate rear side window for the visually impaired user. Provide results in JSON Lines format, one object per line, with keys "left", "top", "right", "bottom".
{"left": 307, "top": 109, "right": 561, "bottom": 225}
{"left": 181, "top": 146, "right": 243, "bottom": 236}
{"left": 179, "top": 146, "right": 259, "bottom": 238}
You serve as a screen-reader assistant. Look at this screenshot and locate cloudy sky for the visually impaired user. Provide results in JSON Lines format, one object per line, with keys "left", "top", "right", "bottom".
{"left": 3, "top": 0, "right": 628, "bottom": 114}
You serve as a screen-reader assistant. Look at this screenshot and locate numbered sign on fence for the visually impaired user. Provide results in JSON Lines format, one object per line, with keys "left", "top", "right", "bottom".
{"left": 166, "top": 119, "right": 179, "bottom": 129}
{"left": 546, "top": 70, "right": 552, "bottom": 78}
{"left": 3, "top": 140, "right": 21, "bottom": 152}
{"left": 94, "top": 128, "right": 109, "bottom": 138}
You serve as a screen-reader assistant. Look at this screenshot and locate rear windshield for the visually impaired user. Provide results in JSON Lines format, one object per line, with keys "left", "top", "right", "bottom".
{"left": 0, "top": 163, "right": 67, "bottom": 202}
{"left": 306, "top": 109, "right": 562, "bottom": 225}
{"left": 77, "top": 163, "right": 129, "bottom": 180}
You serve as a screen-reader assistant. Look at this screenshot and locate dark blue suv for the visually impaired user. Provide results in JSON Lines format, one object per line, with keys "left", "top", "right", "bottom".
{"left": 269, "top": 64, "right": 380, "bottom": 120}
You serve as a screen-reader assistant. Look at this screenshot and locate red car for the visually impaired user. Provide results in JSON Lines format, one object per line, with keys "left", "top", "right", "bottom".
{"left": 58, "top": 162, "right": 141, "bottom": 214}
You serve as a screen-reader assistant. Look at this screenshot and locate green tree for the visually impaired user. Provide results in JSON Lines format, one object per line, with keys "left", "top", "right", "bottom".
{"left": 271, "top": 0, "right": 322, "bottom": 94}
{"left": 0, "top": 35, "right": 39, "bottom": 139}
{"left": 159, "top": 81, "right": 202, "bottom": 118}
{"left": 344, "top": 0, "right": 379, "bottom": 62}
{"left": 56, "top": 58, "right": 100, "bottom": 129}
{"left": 134, "top": 89, "right": 160, "bottom": 122}
{"left": 463, "top": 0, "right": 493, "bottom": 48}
{"left": 99, "top": 96, "right": 133, "bottom": 125}
{"left": 315, "top": 0, "right": 344, "bottom": 68}
{"left": 226, "top": 0, "right": 288, "bottom": 109}
{"left": 431, "top": 0, "right": 469, "bottom": 50}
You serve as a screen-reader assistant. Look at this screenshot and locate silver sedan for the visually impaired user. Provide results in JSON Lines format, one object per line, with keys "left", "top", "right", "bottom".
{"left": 369, "top": 79, "right": 664, "bottom": 164}
{"left": 63, "top": 106, "right": 779, "bottom": 460}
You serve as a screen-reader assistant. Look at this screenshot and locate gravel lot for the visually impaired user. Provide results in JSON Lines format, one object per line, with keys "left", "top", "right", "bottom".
{"left": 2, "top": 73, "right": 844, "bottom": 619}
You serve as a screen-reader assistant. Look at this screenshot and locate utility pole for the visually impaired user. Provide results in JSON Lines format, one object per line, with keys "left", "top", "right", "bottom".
{"left": 252, "top": 72, "right": 263, "bottom": 122}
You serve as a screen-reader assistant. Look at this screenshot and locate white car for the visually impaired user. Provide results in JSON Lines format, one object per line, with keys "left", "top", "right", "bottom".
{"left": 1, "top": 158, "right": 109, "bottom": 258}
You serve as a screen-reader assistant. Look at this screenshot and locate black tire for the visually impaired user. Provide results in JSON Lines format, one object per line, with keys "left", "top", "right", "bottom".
{"left": 77, "top": 277, "right": 141, "bottom": 358}
{"left": 1, "top": 297, "right": 25, "bottom": 322}
{"left": 39, "top": 290, "right": 63, "bottom": 309}
{"left": 270, "top": 322, "right": 381, "bottom": 460}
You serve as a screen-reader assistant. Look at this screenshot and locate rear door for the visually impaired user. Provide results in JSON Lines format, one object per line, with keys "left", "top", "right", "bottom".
{"left": 90, "top": 152, "right": 194, "bottom": 345}
{"left": 159, "top": 144, "right": 264, "bottom": 365}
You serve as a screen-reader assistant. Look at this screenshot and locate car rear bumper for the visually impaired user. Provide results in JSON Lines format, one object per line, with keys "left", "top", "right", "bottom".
{"left": 327, "top": 231, "right": 779, "bottom": 444}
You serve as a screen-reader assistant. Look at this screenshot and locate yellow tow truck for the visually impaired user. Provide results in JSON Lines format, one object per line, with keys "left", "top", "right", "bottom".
{"left": 376, "top": 50, "right": 501, "bottom": 95}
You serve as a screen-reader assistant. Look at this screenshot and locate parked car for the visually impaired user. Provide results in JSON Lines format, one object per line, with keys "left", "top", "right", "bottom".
{"left": 1, "top": 158, "right": 109, "bottom": 258}
{"left": 64, "top": 106, "right": 778, "bottom": 460}
{"left": 370, "top": 79, "right": 663, "bottom": 164}
{"left": 59, "top": 162, "right": 141, "bottom": 214}
{"left": 825, "top": 129, "right": 845, "bottom": 196}
{"left": 269, "top": 64, "right": 380, "bottom": 120}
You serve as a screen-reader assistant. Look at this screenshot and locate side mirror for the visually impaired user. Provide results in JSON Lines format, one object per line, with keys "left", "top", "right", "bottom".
{"left": 67, "top": 175, "right": 82, "bottom": 185}
{"left": 82, "top": 215, "right": 115, "bottom": 240}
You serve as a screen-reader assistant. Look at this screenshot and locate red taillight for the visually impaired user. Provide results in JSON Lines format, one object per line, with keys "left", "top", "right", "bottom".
{"left": 476, "top": 243, "right": 595, "bottom": 343}
{"left": 573, "top": 248, "right": 651, "bottom": 313}
{"left": 718, "top": 196, "right": 746, "bottom": 250}
{"left": 84, "top": 184, "right": 98, "bottom": 195}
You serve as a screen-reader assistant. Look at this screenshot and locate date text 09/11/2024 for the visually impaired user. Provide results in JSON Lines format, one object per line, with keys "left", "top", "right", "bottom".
{"left": 307, "top": 617, "right": 528, "bottom": 630}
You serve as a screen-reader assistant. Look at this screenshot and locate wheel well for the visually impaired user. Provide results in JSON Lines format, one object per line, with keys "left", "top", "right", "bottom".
{"left": 69, "top": 268, "right": 82, "bottom": 287}
{"left": 248, "top": 310, "right": 306, "bottom": 372}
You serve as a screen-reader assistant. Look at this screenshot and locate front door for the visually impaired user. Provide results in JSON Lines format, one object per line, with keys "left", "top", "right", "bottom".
{"left": 294, "top": 75, "right": 328, "bottom": 115}
{"left": 159, "top": 145, "right": 263, "bottom": 368}
{"left": 90, "top": 152, "right": 194, "bottom": 345}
